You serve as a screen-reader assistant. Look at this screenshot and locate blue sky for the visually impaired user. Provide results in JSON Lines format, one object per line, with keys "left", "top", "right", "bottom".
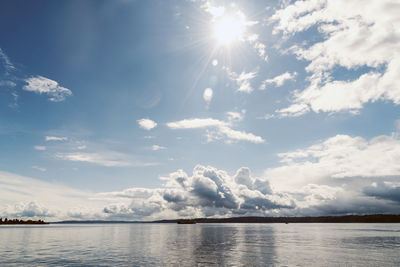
{"left": 1, "top": 0, "right": 400, "bottom": 221}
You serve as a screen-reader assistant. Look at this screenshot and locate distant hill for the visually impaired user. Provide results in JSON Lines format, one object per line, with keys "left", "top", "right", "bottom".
{"left": 51, "top": 214, "right": 400, "bottom": 224}
{"left": 176, "top": 214, "right": 400, "bottom": 223}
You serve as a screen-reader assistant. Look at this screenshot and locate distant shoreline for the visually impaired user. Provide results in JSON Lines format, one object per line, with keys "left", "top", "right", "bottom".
{"left": 0, "top": 219, "right": 48, "bottom": 225}
{"left": 50, "top": 214, "right": 400, "bottom": 224}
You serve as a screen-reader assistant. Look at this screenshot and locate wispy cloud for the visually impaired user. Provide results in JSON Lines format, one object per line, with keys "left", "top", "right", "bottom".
{"left": 167, "top": 116, "right": 264, "bottom": 144}
{"left": 260, "top": 72, "right": 297, "bottom": 90}
{"left": 45, "top": 136, "right": 68, "bottom": 142}
{"left": 0, "top": 171, "right": 108, "bottom": 220}
{"left": 226, "top": 110, "right": 245, "bottom": 122}
{"left": 167, "top": 118, "right": 227, "bottom": 129}
{"left": 0, "top": 48, "right": 15, "bottom": 72}
{"left": 32, "top": 166, "right": 46, "bottom": 172}
{"left": 217, "top": 126, "right": 265, "bottom": 144}
{"left": 226, "top": 68, "right": 258, "bottom": 93}
{"left": 33, "top": 145, "right": 46, "bottom": 151}
{"left": 23, "top": 76, "right": 72, "bottom": 102}
{"left": 0, "top": 48, "right": 19, "bottom": 108}
{"left": 247, "top": 34, "right": 268, "bottom": 61}
{"left": 151, "top": 145, "right": 166, "bottom": 151}
{"left": 137, "top": 118, "right": 157, "bottom": 130}
{"left": 55, "top": 152, "right": 156, "bottom": 167}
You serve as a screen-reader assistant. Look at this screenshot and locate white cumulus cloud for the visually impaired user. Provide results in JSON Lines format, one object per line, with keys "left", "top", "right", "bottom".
{"left": 271, "top": 0, "right": 400, "bottom": 116}
{"left": 266, "top": 134, "right": 400, "bottom": 191}
{"left": 137, "top": 118, "right": 157, "bottom": 130}
{"left": 23, "top": 76, "right": 72, "bottom": 102}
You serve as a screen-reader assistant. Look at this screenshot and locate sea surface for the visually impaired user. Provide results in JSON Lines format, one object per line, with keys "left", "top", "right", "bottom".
{"left": 1, "top": 223, "right": 400, "bottom": 266}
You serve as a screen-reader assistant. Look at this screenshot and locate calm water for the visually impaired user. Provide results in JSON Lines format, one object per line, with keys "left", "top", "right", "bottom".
{"left": 1, "top": 223, "right": 400, "bottom": 266}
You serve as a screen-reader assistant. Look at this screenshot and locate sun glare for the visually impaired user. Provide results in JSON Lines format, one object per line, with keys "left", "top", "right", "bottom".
{"left": 213, "top": 15, "right": 246, "bottom": 46}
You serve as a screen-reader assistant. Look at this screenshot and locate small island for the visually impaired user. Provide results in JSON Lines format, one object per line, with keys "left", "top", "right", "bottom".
{"left": 0, "top": 218, "right": 48, "bottom": 225}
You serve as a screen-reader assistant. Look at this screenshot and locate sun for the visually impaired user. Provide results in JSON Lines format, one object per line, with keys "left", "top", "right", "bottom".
{"left": 213, "top": 14, "right": 246, "bottom": 46}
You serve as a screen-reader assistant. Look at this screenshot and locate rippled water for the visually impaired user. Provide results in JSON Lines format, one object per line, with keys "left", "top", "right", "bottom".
{"left": 1, "top": 223, "right": 400, "bottom": 266}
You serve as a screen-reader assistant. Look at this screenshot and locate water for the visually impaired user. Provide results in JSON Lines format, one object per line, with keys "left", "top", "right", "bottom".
{"left": 1, "top": 223, "right": 399, "bottom": 266}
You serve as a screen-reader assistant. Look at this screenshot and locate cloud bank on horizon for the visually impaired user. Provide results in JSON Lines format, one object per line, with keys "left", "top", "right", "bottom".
{"left": 2, "top": 133, "right": 400, "bottom": 221}
{"left": 1, "top": 0, "right": 400, "bottom": 220}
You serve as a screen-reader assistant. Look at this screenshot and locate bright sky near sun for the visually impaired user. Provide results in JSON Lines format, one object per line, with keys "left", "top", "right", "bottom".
{"left": 1, "top": 0, "right": 400, "bottom": 221}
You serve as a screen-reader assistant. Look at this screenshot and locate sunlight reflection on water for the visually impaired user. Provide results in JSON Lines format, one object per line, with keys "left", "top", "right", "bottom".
{"left": 1, "top": 223, "right": 400, "bottom": 266}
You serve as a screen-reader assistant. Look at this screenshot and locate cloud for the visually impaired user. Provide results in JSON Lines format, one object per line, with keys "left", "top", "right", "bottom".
{"left": 217, "top": 126, "right": 265, "bottom": 144}
{"left": 3, "top": 131, "right": 400, "bottom": 221}
{"left": 151, "top": 145, "right": 166, "bottom": 151}
{"left": 225, "top": 68, "right": 258, "bottom": 93}
{"left": 255, "top": 133, "right": 400, "bottom": 216}
{"left": 276, "top": 103, "right": 310, "bottom": 118}
{"left": 167, "top": 117, "right": 264, "bottom": 144}
{"left": 167, "top": 118, "right": 227, "bottom": 129}
{"left": 97, "top": 165, "right": 294, "bottom": 219}
{"left": 271, "top": 0, "right": 400, "bottom": 116}
{"left": 265, "top": 134, "right": 400, "bottom": 191}
{"left": 23, "top": 76, "right": 72, "bottom": 102}
{"left": 0, "top": 171, "right": 104, "bottom": 221}
{"left": 0, "top": 80, "right": 16, "bottom": 87}
{"left": 5, "top": 201, "right": 54, "bottom": 218}
{"left": 55, "top": 152, "right": 155, "bottom": 167}
{"left": 260, "top": 113, "right": 275, "bottom": 120}
{"left": 45, "top": 136, "right": 68, "bottom": 142}
{"left": 0, "top": 48, "right": 19, "bottom": 108}
{"left": 363, "top": 182, "right": 400, "bottom": 203}
{"left": 247, "top": 34, "right": 268, "bottom": 61}
{"left": 1, "top": 48, "right": 70, "bottom": 107}
{"left": 137, "top": 118, "right": 157, "bottom": 130}
{"left": 34, "top": 145, "right": 46, "bottom": 151}
{"left": 260, "top": 72, "right": 297, "bottom": 90}
{"left": 1, "top": 166, "right": 287, "bottom": 221}
{"left": 0, "top": 48, "right": 15, "bottom": 72}
{"left": 254, "top": 42, "right": 268, "bottom": 61}
{"left": 226, "top": 110, "right": 245, "bottom": 122}
{"left": 202, "top": 2, "right": 225, "bottom": 18}
{"left": 32, "top": 166, "right": 46, "bottom": 172}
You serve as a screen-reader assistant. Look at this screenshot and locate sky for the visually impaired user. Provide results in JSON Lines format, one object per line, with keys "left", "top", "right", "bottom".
{"left": 1, "top": 0, "right": 400, "bottom": 221}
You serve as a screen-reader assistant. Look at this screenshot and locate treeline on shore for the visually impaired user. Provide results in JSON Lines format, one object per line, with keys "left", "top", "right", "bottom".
{"left": 155, "top": 214, "right": 400, "bottom": 224}
{"left": 0, "top": 218, "right": 48, "bottom": 225}
{"left": 54, "top": 214, "right": 400, "bottom": 224}
{"left": 20, "top": 214, "right": 400, "bottom": 224}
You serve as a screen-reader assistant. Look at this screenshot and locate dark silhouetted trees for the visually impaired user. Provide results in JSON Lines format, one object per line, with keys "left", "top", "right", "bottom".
{"left": 0, "top": 218, "right": 48, "bottom": 225}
